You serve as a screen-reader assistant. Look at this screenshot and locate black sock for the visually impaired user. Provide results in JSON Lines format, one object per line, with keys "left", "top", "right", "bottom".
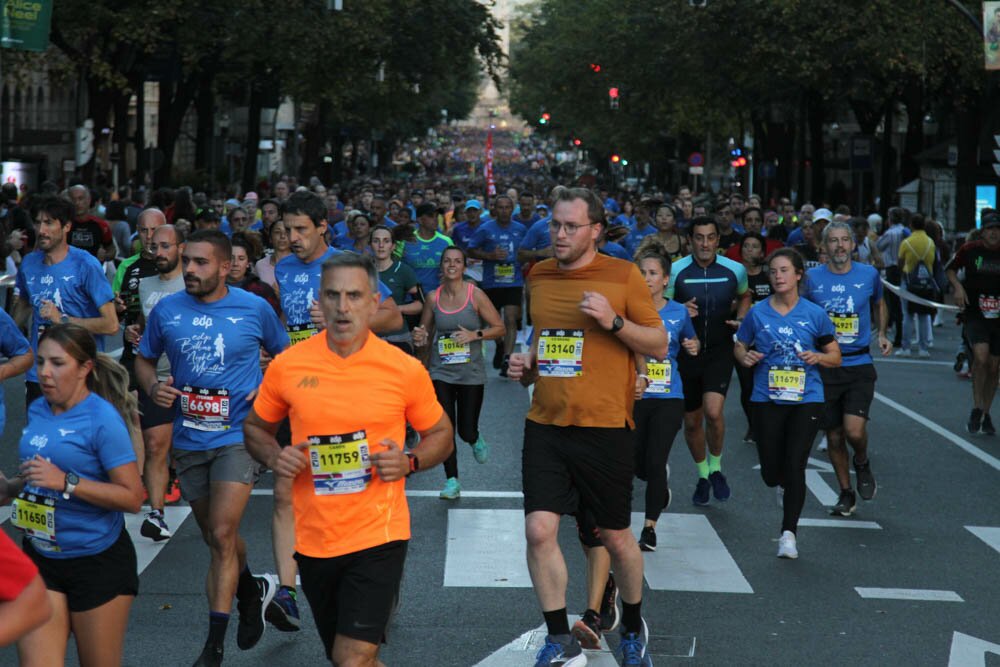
{"left": 207, "top": 612, "right": 229, "bottom": 647}
{"left": 622, "top": 600, "right": 643, "bottom": 635}
{"left": 236, "top": 565, "right": 256, "bottom": 603}
{"left": 543, "top": 608, "right": 570, "bottom": 637}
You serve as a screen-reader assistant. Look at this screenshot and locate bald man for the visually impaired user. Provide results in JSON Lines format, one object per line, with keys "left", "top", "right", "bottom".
{"left": 67, "top": 184, "right": 115, "bottom": 260}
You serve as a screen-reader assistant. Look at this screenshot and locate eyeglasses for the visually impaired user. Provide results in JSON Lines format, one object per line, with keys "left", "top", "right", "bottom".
{"left": 150, "top": 242, "right": 178, "bottom": 251}
{"left": 548, "top": 221, "right": 598, "bottom": 236}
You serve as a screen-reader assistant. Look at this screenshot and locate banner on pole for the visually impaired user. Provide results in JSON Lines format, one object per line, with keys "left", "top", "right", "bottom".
{"left": 485, "top": 128, "right": 496, "bottom": 196}
{"left": 985, "top": 1, "right": 1000, "bottom": 69}
{"left": 1, "top": 0, "right": 53, "bottom": 52}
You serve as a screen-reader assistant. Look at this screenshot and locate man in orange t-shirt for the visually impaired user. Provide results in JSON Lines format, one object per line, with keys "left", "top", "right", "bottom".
{"left": 244, "top": 252, "right": 452, "bottom": 665}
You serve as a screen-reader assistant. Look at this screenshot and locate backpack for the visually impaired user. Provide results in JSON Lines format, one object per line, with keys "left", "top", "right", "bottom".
{"left": 902, "top": 239, "right": 939, "bottom": 300}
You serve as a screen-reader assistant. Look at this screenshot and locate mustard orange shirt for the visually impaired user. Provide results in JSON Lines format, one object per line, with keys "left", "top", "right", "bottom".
{"left": 527, "top": 253, "right": 662, "bottom": 429}
{"left": 253, "top": 331, "right": 444, "bottom": 558}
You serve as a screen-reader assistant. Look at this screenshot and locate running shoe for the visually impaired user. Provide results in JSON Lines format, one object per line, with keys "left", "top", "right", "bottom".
{"left": 743, "top": 427, "right": 755, "bottom": 444}
{"left": 192, "top": 642, "right": 223, "bottom": 667}
{"left": 968, "top": 408, "right": 984, "bottom": 435}
{"left": 830, "top": 489, "right": 857, "bottom": 517}
{"left": 917, "top": 349, "right": 931, "bottom": 358}
{"left": 236, "top": 575, "right": 274, "bottom": 650}
{"left": 439, "top": 477, "right": 461, "bottom": 500}
{"left": 638, "top": 526, "right": 657, "bottom": 552}
{"left": 708, "top": 471, "right": 731, "bottom": 501}
{"left": 954, "top": 351, "right": 967, "bottom": 372}
{"left": 854, "top": 459, "right": 877, "bottom": 500}
{"left": 165, "top": 478, "right": 182, "bottom": 505}
{"left": 894, "top": 348, "right": 911, "bottom": 357}
{"left": 618, "top": 617, "right": 651, "bottom": 666}
{"left": 571, "top": 609, "right": 602, "bottom": 650}
{"left": 817, "top": 435, "right": 828, "bottom": 452}
{"left": 140, "top": 509, "right": 172, "bottom": 541}
{"left": 533, "top": 634, "right": 586, "bottom": 666}
{"left": 599, "top": 572, "right": 620, "bottom": 632}
{"left": 777, "top": 530, "right": 798, "bottom": 559}
{"left": 983, "top": 414, "right": 996, "bottom": 436}
{"left": 265, "top": 586, "right": 301, "bottom": 632}
{"left": 472, "top": 435, "right": 490, "bottom": 464}
{"left": 692, "top": 478, "right": 711, "bottom": 506}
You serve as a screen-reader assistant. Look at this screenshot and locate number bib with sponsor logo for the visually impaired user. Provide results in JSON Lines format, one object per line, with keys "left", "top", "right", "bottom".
{"left": 11, "top": 492, "right": 58, "bottom": 549}
{"left": 646, "top": 358, "right": 672, "bottom": 394}
{"left": 437, "top": 334, "right": 470, "bottom": 364}
{"left": 494, "top": 263, "right": 515, "bottom": 283}
{"left": 537, "top": 329, "right": 584, "bottom": 377}
{"left": 980, "top": 294, "right": 1000, "bottom": 319}
{"left": 288, "top": 323, "right": 318, "bottom": 345}
{"left": 829, "top": 312, "right": 860, "bottom": 344}
{"left": 308, "top": 431, "right": 372, "bottom": 496}
{"left": 768, "top": 366, "right": 805, "bottom": 402}
{"left": 180, "top": 385, "right": 231, "bottom": 432}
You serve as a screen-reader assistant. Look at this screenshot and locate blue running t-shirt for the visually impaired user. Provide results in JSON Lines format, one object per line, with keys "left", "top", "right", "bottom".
{"left": 469, "top": 220, "right": 528, "bottom": 289}
{"left": 641, "top": 300, "right": 696, "bottom": 400}
{"left": 802, "top": 262, "right": 882, "bottom": 366}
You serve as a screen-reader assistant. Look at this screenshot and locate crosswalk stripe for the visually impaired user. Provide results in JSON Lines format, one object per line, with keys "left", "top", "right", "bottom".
{"left": 855, "top": 587, "right": 963, "bottom": 602}
{"left": 444, "top": 509, "right": 530, "bottom": 587}
{"left": 474, "top": 621, "right": 617, "bottom": 666}
{"left": 798, "top": 518, "right": 882, "bottom": 530}
{"left": 966, "top": 526, "right": 1000, "bottom": 556}
{"left": 124, "top": 506, "right": 192, "bottom": 574}
{"left": 805, "top": 470, "right": 840, "bottom": 506}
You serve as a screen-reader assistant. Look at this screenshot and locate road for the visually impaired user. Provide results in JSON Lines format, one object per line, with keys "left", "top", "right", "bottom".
{"left": 2, "top": 320, "right": 1000, "bottom": 666}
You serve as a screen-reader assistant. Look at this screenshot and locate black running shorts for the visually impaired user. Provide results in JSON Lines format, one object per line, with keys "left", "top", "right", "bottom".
{"left": 965, "top": 317, "right": 1000, "bottom": 356}
{"left": 678, "top": 346, "right": 735, "bottom": 412}
{"left": 522, "top": 420, "right": 634, "bottom": 531}
{"left": 295, "top": 540, "right": 408, "bottom": 655}
{"left": 819, "top": 363, "right": 877, "bottom": 428}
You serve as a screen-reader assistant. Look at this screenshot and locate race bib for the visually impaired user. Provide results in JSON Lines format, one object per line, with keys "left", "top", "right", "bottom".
{"left": 537, "top": 329, "right": 584, "bottom": 377}
{"left": 646, "top": 358, "right": 672, "bottom": 394}
{"left": 829, "top": 312, "right": 860, "bottom": 344}
{"left": 308, "top": 431, "right": 373, "bottom": 496}
{"left": 768, "top": 366, "right": 805, "bottom": 402}
{"left": 980, "top": 294, "right": 1000, "bottom": 319}
{"left": 437, "top": 334, "right": 470, "bottom": 364}
{"left": 180, "top": 385, "right": 231, "bottom": 432}
{"left": 494, "top": 263, "right": 515, "bottom": 283}
{"left": 11, "top": 492, "right": 58, "bottom": 549}
{"left": 288, "top": 323, "right": 318, "bottom": 345}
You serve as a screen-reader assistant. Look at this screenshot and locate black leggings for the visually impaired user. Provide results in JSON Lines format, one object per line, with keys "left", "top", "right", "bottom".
{"left": 752, "top": 402, "right": 823, "bottom": 535}
{"left": 735, "top": 363, "right": 754, "bottom": 429}
{"left": 433, "top": 381, "right": 485, "bottom": 479}
{"left": 634, "top": 399, "right": 685, "bottom": 523}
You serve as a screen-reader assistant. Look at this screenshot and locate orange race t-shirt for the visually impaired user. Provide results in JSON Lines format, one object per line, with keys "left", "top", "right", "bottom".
{"left": 527, "top": 252, "right": 662, "bottom": 429}
{"left": 253, "top": 331, "right": 444, "bottom": 558}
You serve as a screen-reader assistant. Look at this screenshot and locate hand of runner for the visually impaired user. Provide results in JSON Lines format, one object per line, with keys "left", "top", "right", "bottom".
{"left": 682, "top": 337, "right": 700, "bottom": 356}
{"left": 452, "top": 326, "right": 477, "bottom": 345}
{"left": 797, "top": 349, "right": 822, "bottom": 366}
{"left": 371, "top": 439, "right": 408, "bottom": 482}
{"left": 725, "top": 319, "right": 741, "bottom": 329}
{"left": 39, "top": 300, "right": 62, "bottom": 322}
{"left": 953, "top": 285, "right": 968, "bottom": 310}
{"left": 877, "top": 333, "right": 892, "bottom": 356}
{"left": 740, "top": 350, "right": 764, "bottom": 368}
{"left": 0, "top": 471, "right": 13, "bottom": 505}
{"left": 579, "top": 290, "right": 614, "bottom": 330}
{"left": 507, "top": 352, "right": 534, "bottom": 383}
{"left": 273, "top": 442, "right": 310, "bottom": 479}
{"left": 634, "top": 375, "right": 648, "bottom": 399}
{"left": 683, "top": 297, "right": 698, "bottom": 319}
{"left": 412, "top": 325, "right": 428, "bottom": 347}
{"left": 19, "top": 454, "right": 64, "bottom": 492}
{"left": 114, "top": 295, "right": 127, "bottom": 315}
{"left": 124, "top": 324, "right": 142, "bottom": 345}
{"left": 309, "top": 299, "right": 326, "bottom": 329}
{"left": 151, "top": 376, "right": 182, "bottom": 408}
{"left": 259, "top": 350, "right": 273, "bottom": 373}
{"left": 493, "top": 247, "right": 509, "bottom": 261}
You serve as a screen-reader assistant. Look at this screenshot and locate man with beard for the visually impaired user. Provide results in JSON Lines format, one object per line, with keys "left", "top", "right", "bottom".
{"left": 803, "top": 220, "right": 891, "bottom": 518}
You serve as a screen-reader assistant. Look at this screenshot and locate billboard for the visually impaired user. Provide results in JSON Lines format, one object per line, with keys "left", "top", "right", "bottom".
{"left": 975, "top": 184, "right": 996, "bottom": 228}
{"left": 986, "top": 1, "right": 1000, "bottom": 69}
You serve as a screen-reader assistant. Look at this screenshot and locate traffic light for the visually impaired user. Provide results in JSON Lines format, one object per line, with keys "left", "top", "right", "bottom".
{"left": 573, "top": 138, "right": 582, "bottom": 146}
{"left": 610, "top": 154, "right": 621, "bottom": 164}
{"left": 608, "top": 87, "right": 620, "bottom": 110}
{"left": 729, "top": 146, "right": 747, "bottom": 168}
{"left": 590, "top": 63, "right": 601, "bottom": 73}
{"left": 539, "top": 112, "right": 551, "bottom": 125}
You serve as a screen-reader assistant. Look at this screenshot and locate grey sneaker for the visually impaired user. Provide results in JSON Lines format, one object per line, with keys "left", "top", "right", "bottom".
{"left": 854, "top": 459, "right": 877, "bottom": 500}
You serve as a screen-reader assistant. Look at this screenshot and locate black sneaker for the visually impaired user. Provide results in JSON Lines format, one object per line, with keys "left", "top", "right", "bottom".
{"left": 854, "top": 459, "right": 877, "bottom": 501}
{"left": 743, "top": 427, "right": 756, "bottom": 444}
{"left": 140, "top": 510, "right": 172, "bottom": 541}
{"left": 968, "top": 408, "right": 984, "bottom": 434}
{"left": 571, "top": 609, "right": 602, "bottom": 650}
{"left": 954, "top": 351, "right": 967, "bottom": 372}
{"left": 236, "top": 575, "right": 275, "bottom": 650}
{"left": 192, "top": 643, "right": 223, "bottom": 667}
{"left": 830, "top": 489, "right": 857, "bottom": 517}
{"left": 982, "top": 414, "right": 996, "bottom": 436}
{"left": 264, "top": 587, "right": 301, "bottom": 632}
{"left": 598, "top": 572, "right": 620, "bottom": 632}
{"left": 638, "top": 526, "right": 657, "bottom": 552}
{"left": 708, "top": 470, "right": 731, "bottom": 501}
{"left": 692, "top": 478, "right": 711, "bottom": 506}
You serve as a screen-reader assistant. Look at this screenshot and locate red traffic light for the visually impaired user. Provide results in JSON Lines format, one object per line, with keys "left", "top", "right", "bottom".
{"left": 730, "top": 156, "right": 748, "bottom": 168}
{"left": 590, "top": 63, "right": 601, "bottom": 73}
{"left": 608, "top": 87, "right": 619, "bottom": 99}
{"left": 542, "top": 112, "right": 551, "bottom": 121}
{"left": 573, "top": 138, "right": 582, "bottom": 146}
{"left": 611, "top": 154, "right": 621, "bottom": 163}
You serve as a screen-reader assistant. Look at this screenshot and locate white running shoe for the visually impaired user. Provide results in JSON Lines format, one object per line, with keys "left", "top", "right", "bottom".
{"left": 817, "top": 435, "right": 828, "bottom": 452}
{"left": 777, "top": 530, "right": 798, "bottom": 559}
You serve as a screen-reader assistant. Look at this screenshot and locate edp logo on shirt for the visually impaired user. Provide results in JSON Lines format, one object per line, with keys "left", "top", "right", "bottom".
{"left": 192, "top": 315, "right": 214, "bottom": 328}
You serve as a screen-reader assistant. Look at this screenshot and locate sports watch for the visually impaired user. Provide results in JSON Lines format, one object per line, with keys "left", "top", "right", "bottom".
{"left": 63, "top": 472, "right": 80, "bottom": 499}
{"left": 405, "top": 452, "right": 420, "bottom": 477}
{"left": 609, "top": 314, "right": 625, "bottom": 333}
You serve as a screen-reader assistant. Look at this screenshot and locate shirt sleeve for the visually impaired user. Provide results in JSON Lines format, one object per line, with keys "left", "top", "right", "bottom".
{"left": 871, "top": 267, "right": 883, "bottom": 301}
{"left": 815, "top": 306, "right": 837, "bottom": 340}
{"left": 467, "top": 225, "right": 487, "bottom": 250}
{"left": 404, "top": 357, "right": 444, "bottom": 432}
{"left": 15, "top": 263, "right": 27, "bottom": 301}
{"left": 0, "top": 310, "right": 30, "bottom": 358}
{"left": 259, "top": 298, "right": 291, "bottom": 356}
{"left": 252, "top": 355, "right": 290, "bottom": 424}
{"left": 378, "top": 279, "right": 392, "bottom": 301}
{"left": 94, "top": 408, "right": 138, "bottom": 471}
{"left": 945, "top": 243, "right": 969, "bottom": 272}
{"left": 624, "top": 264, "right": 663, "bottom": 328}
{"left": 138, "top": 303, "right": 164, "bottom": 359}
{"left": 734, "top": 262, "right": 749, "bottom": 296}
{"left": 112, "top": 258, "right": 130, "bottom": 294}
{"left": 0, "top": 530, "right": 38, "bottom": 602}
{"left": 83, "top": 259, "right": 115, "bottom": 308}
{"left": 735, "top": 309, "right": 756, "bottom": 347}
{"left": 681, "top": 311, "right": 696, "bottom": 341}
{"left": 664, "top": 261, "right": 681, "bottom": 300}
{"left": 97, "top": 218, "right": 113, "bottom": 244}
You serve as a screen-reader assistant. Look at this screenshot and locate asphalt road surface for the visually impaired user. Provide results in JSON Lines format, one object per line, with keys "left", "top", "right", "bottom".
{"left": 2, "top": 320, "right": 999, "bottom": 666}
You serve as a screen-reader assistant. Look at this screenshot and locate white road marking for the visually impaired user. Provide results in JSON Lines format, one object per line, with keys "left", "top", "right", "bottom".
{"left": 805, "top": 470, "right": 840, "bottom": 507}
{"left": 873, "top": 357, "right": 953, "bottom": 367}
{"left": 948, "top": 631, "right": 1000, "bottom": 666}
{"left": 798, "top": 518, "right": 882, "bottom": 530}
{"left": 965, "top": 526, "right": 1000, "bottom": 557}
{"left": 631, "top": 513, "right": 753, "bottom": 594}
{"left": 250, "top": 488, "right": 525, "bottom": 498}
{"left": 855, "top": 587, "right": 963, "bottom": 602}
{"left": 124, "top": 506, "right": 192, "bottom": 574}
{"left": 873, "top": 392, "right": 1000, "bottom": 473}
{"left": 444, "top": 509, "right": 531, "bottom": 587}
{"left": 474, "top": 621, "right": 617, "bottom": 666}
{"left": 807, "top": 457, "right": 834, "bottom": 472}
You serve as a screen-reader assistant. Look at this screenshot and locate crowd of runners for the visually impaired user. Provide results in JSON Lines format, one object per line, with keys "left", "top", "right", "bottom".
{"left": 0, "top": 169, "right": 997, "bottom": 667}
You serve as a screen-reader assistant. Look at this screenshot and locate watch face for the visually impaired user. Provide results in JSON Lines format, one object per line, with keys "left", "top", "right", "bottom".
{"left": 67, "top": 472, "right": 80, "bottom": 485}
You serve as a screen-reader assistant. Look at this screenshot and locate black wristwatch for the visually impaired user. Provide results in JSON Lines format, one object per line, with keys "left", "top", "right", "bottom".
{"left": 405, "top": 452, "right": 420, "bottom": 477}
{"left": 62, "top": 472, "right": 80, "bottom": 499}
{"left": 609, "top": 314, "right": 625, "bottom": 334}
{"left": 476, "top": 329, "right": 484, "bottom": 338}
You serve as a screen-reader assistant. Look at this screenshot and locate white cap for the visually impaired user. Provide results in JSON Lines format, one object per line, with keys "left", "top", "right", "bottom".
{"left": 813, "top": 208, "right": 833, "bottom": 223}
{"left": 867, "top": 213, "right": 883, "bottom": 225}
